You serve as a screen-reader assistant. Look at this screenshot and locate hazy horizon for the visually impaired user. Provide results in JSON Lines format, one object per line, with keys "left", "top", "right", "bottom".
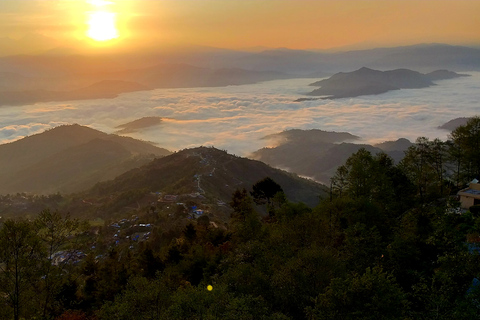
{"left": 1, "top": 1, "right": 479, "bottom": 56}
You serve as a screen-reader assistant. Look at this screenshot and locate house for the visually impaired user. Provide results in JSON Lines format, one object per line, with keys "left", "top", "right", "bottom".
{"left": 458, "top": 179, "right": 480, "bottom": 209}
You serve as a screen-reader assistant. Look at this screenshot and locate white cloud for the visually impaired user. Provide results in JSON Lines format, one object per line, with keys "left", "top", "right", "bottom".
{"left": 0, "top": 122, "right": 68, "bottom": 144}
{"left": 1, "top": 73, "right": 479, "bottom": 155}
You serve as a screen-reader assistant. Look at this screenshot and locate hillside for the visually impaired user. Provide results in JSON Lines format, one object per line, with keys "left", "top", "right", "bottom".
{"left": 251, "top": 129, "right": 411, "bottom": 183}
{"left": 0, "top": 124, "right": 171, "bottom": 194}
{"left": 82, "top": 147, "right": 326, "bottom": 215}
{"left": 307, "top": 67, "right": 468, "bottom": 99}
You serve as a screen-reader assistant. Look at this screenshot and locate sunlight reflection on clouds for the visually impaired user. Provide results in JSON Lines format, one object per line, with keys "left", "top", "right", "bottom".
{"left": 0, "top": 73, "right": 479, "bottom": 155}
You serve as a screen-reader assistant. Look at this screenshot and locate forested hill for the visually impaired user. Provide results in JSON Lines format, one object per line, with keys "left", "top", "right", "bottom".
{"left": 0, "top": 124, "right": 171, "bottom": 194}
{"left": 1, "top": 118, "right": 480, "bottom": 319}
{"left": 86, "top": 146, "right": 327, "bottom": 209}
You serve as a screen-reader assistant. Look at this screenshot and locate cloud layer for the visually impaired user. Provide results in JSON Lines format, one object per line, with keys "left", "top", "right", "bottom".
{"left": 1, "top": 73, "right": 479, "bottom": 155}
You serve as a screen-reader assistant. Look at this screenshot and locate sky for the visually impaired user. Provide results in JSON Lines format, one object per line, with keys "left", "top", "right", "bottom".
{"left": 0, "top": 0, "right": 479, "bottom": 55}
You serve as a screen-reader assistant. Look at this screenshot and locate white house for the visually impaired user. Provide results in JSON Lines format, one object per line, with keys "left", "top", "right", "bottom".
{"left": 458, "top": 179, "right": 480, "bottom": 209}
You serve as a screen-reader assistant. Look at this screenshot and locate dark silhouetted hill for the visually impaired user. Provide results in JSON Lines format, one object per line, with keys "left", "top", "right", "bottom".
{"left": 0, "top": 124, "right": 171, "bottom": 194}
{"left": 307, "top": 67, "right": 467, "bottom": 98}
{"left": 426, "top": 69, "right": 470, "bottom": 81}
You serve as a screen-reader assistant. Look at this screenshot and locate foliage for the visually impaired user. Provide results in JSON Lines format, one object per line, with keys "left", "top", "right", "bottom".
{"left": 0, "top": 219, "right": 43, "bottom": 320}
{"left": 400, "top": 137, "right": 449, "bottom": 202}
{"left": 307, "top": 267, "right": 409, "bottom": 320}
{"left": 449, "top": 116, "right": 480, "bottom": 182}
{"left": 2, "top": 122, "right": 480, "bottom": 319}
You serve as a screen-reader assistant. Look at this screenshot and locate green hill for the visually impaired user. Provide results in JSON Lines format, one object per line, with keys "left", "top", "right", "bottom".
{"left": 83, "top": 147, "right": 326, "bottom": 215}
{"left": 0, "top": 124, "right": 171, "bottom": 194}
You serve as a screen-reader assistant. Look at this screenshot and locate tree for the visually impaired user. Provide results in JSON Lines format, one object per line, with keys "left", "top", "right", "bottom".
{"left": 98, "top": 276, "right": 171, "bottom": 320}
{"left": 330, "top": 149, "right": 414, "bottom": 233}
{"left": 183, "top": 223, "right": 197, "bottom": 243}
{"left": 307, "top": 267, "right": 408, "bottom": 320}
{"left": 230, "top": 189, "right": 261, "bottom": 241}
{"left": 0, "top": 219, "right": 43, "bottom": 320}
{"left": 331, "top": 148, "right": 377, "bottom": 200}
{"left": 450, "top": 116, "right": 480, "bottom": 182}
{"left": 400, "top": 137, "right": 448, "bottom": 202}
{"left": 250, "top": 177, "right": 286, "bottom": 217}
{"left": 251, "top": 177, "right": 284, "bottom": 205}
{"left": 34, "top": 209, "right": 83, "bottom": 318}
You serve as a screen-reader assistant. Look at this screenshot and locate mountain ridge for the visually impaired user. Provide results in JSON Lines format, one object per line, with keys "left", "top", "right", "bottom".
{"left": 85, "top": 146, "right": 327, "bottom": 211}
{"left": 0, "top": 124, "right": 171, "bottom": 194}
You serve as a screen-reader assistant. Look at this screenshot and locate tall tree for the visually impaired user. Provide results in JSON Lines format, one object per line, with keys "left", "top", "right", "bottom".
{"left": 230, "top": 188, "right": 261, "bottom": 241}
{"left": 331, "top": 148, "right": 377, "bottom": 200}
{"left": 450, "top": 116, "right": 480, "bottom": 182}
{"left": 251, "top": 177, "right": 284, "bottom": 206}
{"left": 400, "top": 137, "right": 448, "bottom": 202}
{"left": 0, "top": 220, "right": 43, "bottom": 320}
{"left": 34, "top": 209, "right": 83, "bottom": 319}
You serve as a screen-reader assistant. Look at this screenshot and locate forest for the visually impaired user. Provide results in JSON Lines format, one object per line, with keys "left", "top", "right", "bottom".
{"left": 1, "top": 117, "right": 480, "bottom": 320}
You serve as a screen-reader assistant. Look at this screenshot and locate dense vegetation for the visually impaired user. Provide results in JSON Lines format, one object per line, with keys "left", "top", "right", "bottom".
{"left": 1, "top": 117, "right": 480, "bottom": 319}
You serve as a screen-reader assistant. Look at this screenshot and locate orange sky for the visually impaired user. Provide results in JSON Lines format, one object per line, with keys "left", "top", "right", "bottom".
{"left": 0, "top": 0, "right": 479, "bottom": 54}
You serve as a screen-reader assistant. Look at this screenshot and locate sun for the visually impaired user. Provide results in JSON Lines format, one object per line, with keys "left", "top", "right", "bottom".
{"left": 87, "top": 11, "right": 119, "bottom": 41}
{"left": 85, "top": 0, "right": 119, "bottom": 42}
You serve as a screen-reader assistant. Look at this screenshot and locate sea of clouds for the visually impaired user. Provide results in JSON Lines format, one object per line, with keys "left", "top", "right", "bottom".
{"left": 1, "top": 72, "right": 479, "bottom": 156}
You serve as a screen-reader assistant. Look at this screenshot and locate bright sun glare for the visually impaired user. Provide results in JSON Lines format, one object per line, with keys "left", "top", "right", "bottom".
{"left": 86, "top": 0, "right": 119, "bottom": 42}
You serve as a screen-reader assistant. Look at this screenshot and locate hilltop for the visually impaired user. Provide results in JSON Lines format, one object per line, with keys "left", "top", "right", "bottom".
{"left": 307, "top": 67, "right": 468, "bottom": 99}
{"left": 75, "top": 146, "right": 326, "bottom": 218}
{"left": 0, "top": 124, "right": 171, "bottom": 194}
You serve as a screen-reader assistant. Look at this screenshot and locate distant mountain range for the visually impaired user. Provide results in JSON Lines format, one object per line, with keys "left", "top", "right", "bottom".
{"left": 307, "top": 67, "right": 468, "bottom": 99}
{"left": 251, "top": 129, "right": 412, "bottom": 183}
{"left": 0, "top": 80, "right": 149, "bottom": 106}
{"left": 1, "top": 43, "right": 479, "bottom": 106}
{"left": 0, "top": 124, "right": 171, "bottom": 194}
{"left": 0, "top": 64, "right": 291, "bottom": 106}
{"left": 232, "top": 44, "right": 480, "bottom": 74}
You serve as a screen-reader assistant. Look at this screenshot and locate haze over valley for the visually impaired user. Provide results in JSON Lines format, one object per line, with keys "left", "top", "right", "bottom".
{"left": 1, "top": 69, "right": 479, "bottom": 159}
